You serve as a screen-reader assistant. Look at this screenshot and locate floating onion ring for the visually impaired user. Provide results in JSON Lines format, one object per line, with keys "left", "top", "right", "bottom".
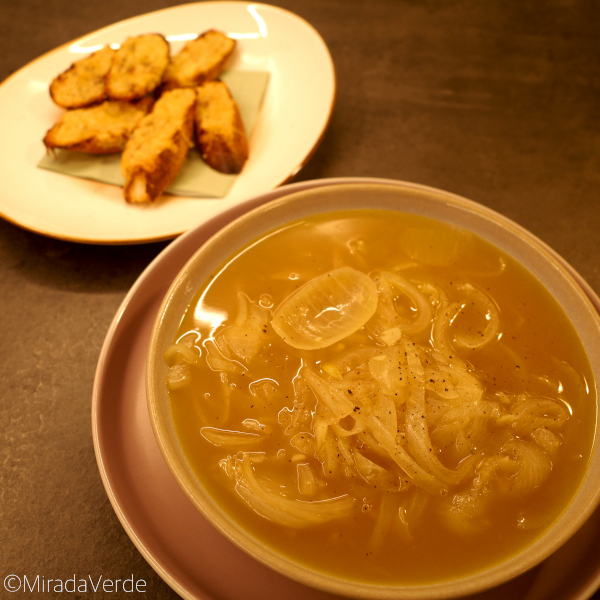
{"left": 501, "top": 439, "right": 551, "bottom": 494}
{"left": 200, "top": 427, "right": 263, "bottom": 447}
{"left": 431, "top": 302, "right": 465, "bottom": 358}
{"left": 164, "top": 339, "right": 201, "bottom": 390}
{"left": 164, "top": 342, "right": 200, "bottom": 366}
{"left": 453, "top": 284, "right": 500, "bottom": 349}
{"left": 235, "top": 454, "right": 356, "bottom": 526}
{"left": 511, "top": 395, "right": 569, "bottom": 435}
{"left": 370, "top": 270, "right": 433, "bottom": 338}
{"left": 271, "top": 266, "right": 378, "bottom": 350}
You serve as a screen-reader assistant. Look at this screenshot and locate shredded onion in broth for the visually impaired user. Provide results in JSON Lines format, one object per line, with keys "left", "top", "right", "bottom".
{"left": 165, "top": 216, "right": 588, "bottom": 575}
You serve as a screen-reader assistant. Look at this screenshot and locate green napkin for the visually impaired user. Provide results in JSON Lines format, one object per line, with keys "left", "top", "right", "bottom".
{"left": 38, "top": 70, "right": 270, "bottom": 199}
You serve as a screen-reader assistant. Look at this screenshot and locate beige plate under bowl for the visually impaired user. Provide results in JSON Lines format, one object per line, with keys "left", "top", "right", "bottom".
{"left": 146, "top": 181, "right": 600, "bottom": 600}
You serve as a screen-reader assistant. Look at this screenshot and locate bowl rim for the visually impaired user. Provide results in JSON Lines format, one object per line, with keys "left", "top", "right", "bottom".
{"left": 146, "top": 179, "right": 600, "bottom": 600}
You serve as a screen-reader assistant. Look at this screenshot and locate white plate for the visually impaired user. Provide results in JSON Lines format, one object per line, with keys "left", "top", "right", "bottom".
{"left": 0, "top": 2, "right": 335, "bottom": 244}
{"left": 93, "top": 178, "right": 600, "bottom": 600}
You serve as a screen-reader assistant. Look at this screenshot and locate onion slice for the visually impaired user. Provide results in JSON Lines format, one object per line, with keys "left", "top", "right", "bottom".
{"left": 271, "top": 267, "right": 378, "bottom": 350}
{"left": 453, "top": 284, "right": 500, "bottom": 349}
{"left": 235, "top": 455, "right": 356, "bottom": 526}
{"left": 403, "top": 342, "right": 473, "bottom": 486}
{"left": 371, "top": 270, "right": 433, "bottom": 337}
{"left": 502, "top": 439, "right": 551, "bottom": 493}
{"left": 366, "top": 415, "right": 445, "bottom": 493}
{"left": 201, "top": 427, "right": 263, "bottom": 447}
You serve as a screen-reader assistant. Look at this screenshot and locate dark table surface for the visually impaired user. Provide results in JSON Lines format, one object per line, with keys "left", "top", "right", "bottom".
{"left": 1, "top": 1, "right": 599, "bottom": 599}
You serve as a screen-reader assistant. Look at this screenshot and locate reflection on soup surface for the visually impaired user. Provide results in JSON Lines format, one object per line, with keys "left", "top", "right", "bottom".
{"left": 166, "top": 210, "right": 596, "bottom": 584}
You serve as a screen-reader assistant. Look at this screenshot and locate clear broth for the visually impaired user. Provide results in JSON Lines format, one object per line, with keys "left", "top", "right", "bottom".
{"left": 168, "top": 210, "right": 596, "bottom": 585}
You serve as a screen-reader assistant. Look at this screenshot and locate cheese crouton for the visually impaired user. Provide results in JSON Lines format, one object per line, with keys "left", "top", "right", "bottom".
{"left": 121, "top": 88, "right": 196, "bottom": 203}
{"left": 195, "top": 80, "right": 248, "bottom": 174}
{"left": 163, "top": 30, "right": 235, "bottom": 90}
{"left": 43, "top": 97, "right": 154, "bottom": 154}
{"left": 49, "top": 46, "right": 115, "bottom": 109}
{"left": 106, "top": 34, "right": 169, "bottom": 100}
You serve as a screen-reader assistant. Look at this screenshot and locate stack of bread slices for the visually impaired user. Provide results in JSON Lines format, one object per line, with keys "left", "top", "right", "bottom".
{"left": 44, "top": 30, "right": 249, "bottom": 203}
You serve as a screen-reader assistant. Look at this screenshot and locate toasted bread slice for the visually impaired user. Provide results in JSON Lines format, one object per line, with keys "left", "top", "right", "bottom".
{"left": 43, "top": 97, "right": 154, "bottom": 154}
{"left": 163, "top": 30, "right": 235, "bottom": 90}
{"left": 195, "top": 80, "right": 249, "bottom": 174}
{"left": 121, "top": 88, "right": 196, "bottom": 203}
{"left": 49, "top": 46, "right": 115, "bottom": 109}
{"left": 106, "top": 34, "right": 169, "bottom": 100}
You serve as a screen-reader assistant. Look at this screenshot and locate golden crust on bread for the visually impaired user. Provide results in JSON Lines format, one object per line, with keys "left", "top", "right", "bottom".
{"left": 49, "top": 46, "right": 115, "bottom": 109}
{"left": 163, "top": 30, "right": 235, "bottom": 90}
{"left": 43, "top": 97, "right": 154, "bottom": 154}
{"left": 195, "top": 80, "right": 248, "bottom": 174}
{"left": 121, "top": 88, "right": 196, "bottom": 203}
{"left": 106, "top": 34, "right": 169, "bottom": 100}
